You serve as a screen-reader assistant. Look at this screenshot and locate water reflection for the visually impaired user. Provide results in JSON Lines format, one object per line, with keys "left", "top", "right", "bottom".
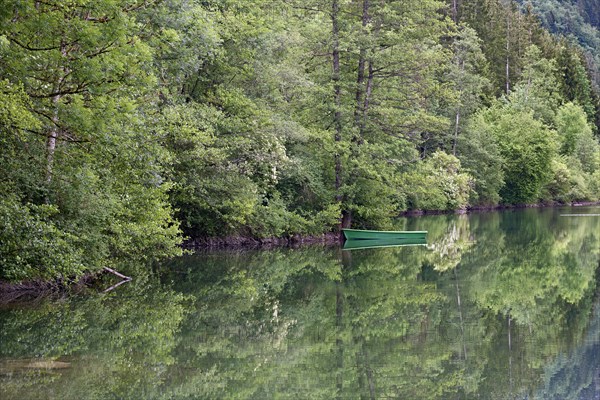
{"left": 536, "top": 295, "right": 600, "bottom": 400}
{"left": 0, "top": 207, "right": 599, "bottom": 399}
{"left": 342, "top": 237, "right": 427, "bottom": 250}
{"left": 0, "top": 277, "right": 188, "bottom": 399}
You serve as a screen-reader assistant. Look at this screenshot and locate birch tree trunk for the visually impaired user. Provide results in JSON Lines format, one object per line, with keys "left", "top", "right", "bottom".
{"left": 45, "top": 41, "right": 68, "bottom": 185}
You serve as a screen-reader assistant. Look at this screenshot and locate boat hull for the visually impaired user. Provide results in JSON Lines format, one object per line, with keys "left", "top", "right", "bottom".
{"left": 342, "top": 228, "right": 427, "bottom": 241}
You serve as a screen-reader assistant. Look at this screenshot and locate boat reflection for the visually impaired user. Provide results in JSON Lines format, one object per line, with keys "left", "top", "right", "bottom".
{"left": 342, "top": 237, "right": 427, "bottom": 250}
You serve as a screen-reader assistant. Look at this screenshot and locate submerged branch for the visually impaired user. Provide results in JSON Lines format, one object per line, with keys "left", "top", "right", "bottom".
{"left": 102, "top": 267, "right": 132, "bottom": 293}
{"left": 102, "top": 267, "right": 132, "bottom": 282}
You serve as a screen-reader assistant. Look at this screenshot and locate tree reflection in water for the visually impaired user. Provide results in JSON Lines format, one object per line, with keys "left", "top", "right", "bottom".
{"left": 1, "top": 207, "right": 599, "bottom": 399}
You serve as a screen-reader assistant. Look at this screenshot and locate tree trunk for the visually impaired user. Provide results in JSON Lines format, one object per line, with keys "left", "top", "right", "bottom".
{"left": 341, "top": 209, "right": 352, "bottom": 229}
{"left": 354, "top": 0, "right": 370, "bottom": 129}
{"left": 453, "top": 105, "right": 461, "bottom": 155}
{"left": 332, "top": 0, "right": 342, "bottom": 195}
{"left": 46, "top": 41, "right": 68, "bottom": 185}
{"left": 332, "top": 0, "right": 345, "bottom": 228}
{"left": 453, "top": 54, "right": 464, "bottom": 155}
{"left": 45, "top": 94, "right": 60, "bottom": 184}
{"left": 452, "top": 0, "right": 459, "bottom": 23}
{"left": 360, "top": 60, "right": 374, "bottom": 139}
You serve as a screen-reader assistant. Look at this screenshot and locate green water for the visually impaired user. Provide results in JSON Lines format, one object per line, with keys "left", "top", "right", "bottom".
{"left": 1, "top": 207, "right": 600, "bottom": 399}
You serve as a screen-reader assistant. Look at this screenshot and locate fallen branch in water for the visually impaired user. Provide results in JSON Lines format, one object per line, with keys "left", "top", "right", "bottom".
{"left": 102, "top": 267, "right": 132, "bottom": 293}
{"left": 102, "top": 267, "right": 132, "bottom": 281}
{"left": 102, "top": 279, "right": 131, "bottom": 293}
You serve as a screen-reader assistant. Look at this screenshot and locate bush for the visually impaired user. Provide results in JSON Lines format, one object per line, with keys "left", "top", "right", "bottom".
{"left": 0, "top": 194, "right": 84, "bottom": 281}
{"left": 246, "top": 195, "right": 340, "bottom": 238}
{"left": 543, "top": 158, "right": 591, "bottom": 203}
{"left": 402, "top": 151, "right": 473, "bottom": 211}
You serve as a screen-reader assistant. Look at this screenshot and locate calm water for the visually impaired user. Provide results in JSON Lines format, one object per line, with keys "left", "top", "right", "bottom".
{"left": 1, "top": 207, "right": 600, "bottom": 399}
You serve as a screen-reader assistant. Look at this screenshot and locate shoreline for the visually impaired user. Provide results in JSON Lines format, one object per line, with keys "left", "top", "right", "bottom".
{"left": 2, "top": 201, "right": 599, "bottom": 305}
{"left": 185, "top": 201, "right": 600, "bottom": 249}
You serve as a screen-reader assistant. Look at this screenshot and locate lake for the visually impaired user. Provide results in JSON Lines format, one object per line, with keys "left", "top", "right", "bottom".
{"left": 1, "top": 206, "right": 600, "bottom": 399}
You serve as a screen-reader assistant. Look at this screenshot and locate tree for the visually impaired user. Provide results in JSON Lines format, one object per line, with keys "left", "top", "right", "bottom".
{"left": 402, "top": 151, "right": 473, "bottom": 211}
{"left": 461, "top": 0, "right": 557, "bottom": 97}
{"left": 515, "top": 0, "right": 600, "bottom": 133}
{"left": 152, "top": 0, "right": 341, "bottom": 238}
{"left": 555, "top": 102, "right": 599, "bottom": 173}
{"left": 445, "top": 25, "right": 491, "bottom": 154}
{"left": 509, "top": 45, "right": 562, "bottom": 124}
{"left": 288, "top": 0, "right": 454, "bottom": 228}
{"left": 457, "top": 112, "right": 504, "bottom": 206}
{"left": 556, "top": 43, "right": 597, "bottom": 124}
{"left": 0, "top": 1, "right": 182, "bottom": 281}
{"left": 468, "top": 103, "right": 557, "bottom": 204}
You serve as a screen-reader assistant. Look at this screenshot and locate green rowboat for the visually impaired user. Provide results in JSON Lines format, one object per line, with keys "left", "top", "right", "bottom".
{"left": 342, "top": 228, "right": 427, "bottom": 241}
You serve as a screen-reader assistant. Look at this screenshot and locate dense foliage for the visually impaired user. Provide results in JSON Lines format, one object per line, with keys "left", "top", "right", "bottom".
{"left": 1, "top": 0, "right": 600, "bottom": 281}
{"left": 0, "top": 1, "right": 182, "bottom": 281}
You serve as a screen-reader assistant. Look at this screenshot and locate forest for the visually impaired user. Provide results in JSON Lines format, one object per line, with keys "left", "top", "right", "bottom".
{"left": 1, "top": 0, "right": 600, "bottom": 282}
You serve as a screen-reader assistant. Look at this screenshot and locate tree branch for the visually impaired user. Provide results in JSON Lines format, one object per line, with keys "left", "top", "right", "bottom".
{"left": 8, "top": 37, "right": 61, "bottom": 52}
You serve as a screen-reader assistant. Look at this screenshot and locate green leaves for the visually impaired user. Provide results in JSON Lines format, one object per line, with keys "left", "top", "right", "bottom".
{"left": 458, "top": 42, "right": 600, "bottom": 206}
{"left": 509, "top": 45, "right": 562, "bottom": 124}
{"left": 0, "top": 0, "right": 182, "bottom": 282}
{"left": 2, "top": 0, "right": 600, "bottom": 283}
{"left": 403, "top": 151, "right": 473, "bottom": 211}
{"left": 0, "top": 194, "right": 84, "bottom": 281}
{"left": 555, "top": 102, "right": 599, "bottom": 172}
{"left": 467, "top": 103, "right": 557, "bottom": 204}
